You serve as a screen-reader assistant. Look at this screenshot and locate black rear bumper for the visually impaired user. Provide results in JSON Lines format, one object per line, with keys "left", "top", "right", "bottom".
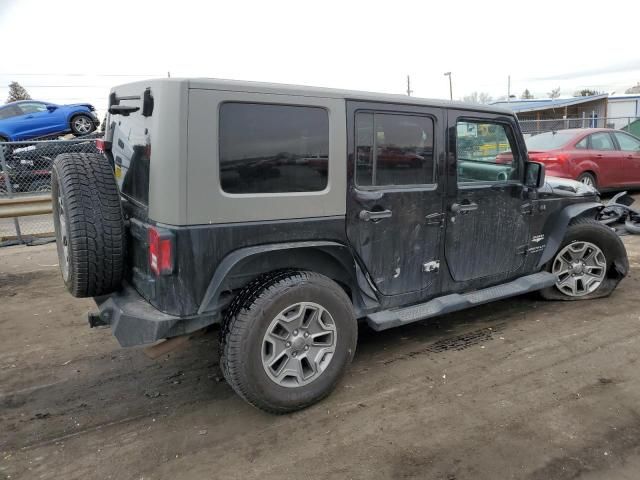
{"left": 91, "top": 284, "right": 217, "bottom": 347}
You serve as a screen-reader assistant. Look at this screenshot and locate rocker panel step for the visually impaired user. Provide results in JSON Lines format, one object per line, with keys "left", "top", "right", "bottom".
{"left": 367, "top": 271, "right": 557, "bottom": 331}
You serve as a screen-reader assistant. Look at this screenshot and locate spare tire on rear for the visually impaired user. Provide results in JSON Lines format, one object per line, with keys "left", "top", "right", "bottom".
{"left": 52, "top": 152, "right": 125, "bottom": 297}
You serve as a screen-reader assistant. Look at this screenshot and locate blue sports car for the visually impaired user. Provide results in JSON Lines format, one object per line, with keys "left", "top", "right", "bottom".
{"left": 0, "top": 100, "right": 100, "bottom": 142}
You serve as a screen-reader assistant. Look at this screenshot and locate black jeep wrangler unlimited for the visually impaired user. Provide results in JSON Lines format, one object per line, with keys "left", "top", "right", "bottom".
{"left": 52, "top": 79, "right": 628, "bottom": 413}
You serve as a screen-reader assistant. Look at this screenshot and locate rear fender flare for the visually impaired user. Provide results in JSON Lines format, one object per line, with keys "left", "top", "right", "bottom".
{"left": 537, "top": 202, "right": 603, "bottom": 268}
{"left": 197, "top": 241, "right": 378, "bottom": 317}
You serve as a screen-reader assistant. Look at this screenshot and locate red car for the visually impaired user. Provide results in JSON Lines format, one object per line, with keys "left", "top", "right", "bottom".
{"left": 522, "top": 128, "right": 640, "bottom": 190}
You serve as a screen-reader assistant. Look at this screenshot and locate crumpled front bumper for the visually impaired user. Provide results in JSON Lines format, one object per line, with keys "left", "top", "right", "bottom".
{"left": 90, "top": 284, "right": 217, "bottom": 347}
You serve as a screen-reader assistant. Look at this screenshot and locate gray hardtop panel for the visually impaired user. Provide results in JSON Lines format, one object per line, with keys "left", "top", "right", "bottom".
{"left": 185, "top": 78, "right": 512, "bottom": 115}
{"left": 186, "top": 89, "right": 347, "bottom": 224}
{"left": 109, "top": 79, "right": 189, "bottom": 225}
{"left": 115, "top": 78, "right": 513, "bottom": 116}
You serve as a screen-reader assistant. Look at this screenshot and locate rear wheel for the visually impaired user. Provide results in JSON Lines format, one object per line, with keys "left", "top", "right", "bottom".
{"left": 220, "top": 271, "right": 357, "bottom": 413}
{"left": 577, "top": 172, "right": 597, "bottom": 189}
{"left": 540, "top": 217, "right": 627, "bottom": 300}
{"left": 70, "top": 114, "right": 95, "bottom": 136}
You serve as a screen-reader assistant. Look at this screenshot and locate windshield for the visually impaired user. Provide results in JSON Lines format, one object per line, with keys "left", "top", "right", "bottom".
{"left": 525, "top": 131, "right": 576, "bottom": 151}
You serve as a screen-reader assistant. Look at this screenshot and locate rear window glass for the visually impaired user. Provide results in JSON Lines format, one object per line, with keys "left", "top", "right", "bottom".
{"left": 219, "top": 103, "right": 329, "bottom": 194}
{"left": 525, "top": 131, "right": 576, "bottom": 151}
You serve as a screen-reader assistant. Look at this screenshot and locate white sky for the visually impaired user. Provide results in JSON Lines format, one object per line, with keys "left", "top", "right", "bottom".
{"left": 1, "top": 0, "right": 640, "bottom": 114}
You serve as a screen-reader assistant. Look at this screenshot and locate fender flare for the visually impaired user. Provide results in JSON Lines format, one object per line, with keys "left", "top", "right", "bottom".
{"left": 537, "top": 201, "right": 603, "bottom": 268}
{"left": 197, "top": 241, "right": 378, "bottom": 316}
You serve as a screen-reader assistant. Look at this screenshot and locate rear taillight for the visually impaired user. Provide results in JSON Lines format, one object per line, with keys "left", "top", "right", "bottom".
{"left": 148, "top": 227, "right": 174, "bottom": 276}
{"left": 95, "top": 138, "right": 112, "bottom": 153}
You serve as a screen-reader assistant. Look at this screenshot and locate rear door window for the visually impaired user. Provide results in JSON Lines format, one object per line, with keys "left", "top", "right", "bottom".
{"left": 589, "top": 132, "right": 616, "bottom": 151}
{"left": 219, "top": 103, "right": 329, "bottom": 194}
{"left": 355, "top": 112, "right": 435, "bottom": 187}
{"left": 0, "top": 105, "right": 21, "bottom": 120}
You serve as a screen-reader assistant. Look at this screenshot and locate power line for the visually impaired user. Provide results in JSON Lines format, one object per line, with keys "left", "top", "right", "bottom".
{"left": 0, "top": 73, "right": 161, "bottom": 77}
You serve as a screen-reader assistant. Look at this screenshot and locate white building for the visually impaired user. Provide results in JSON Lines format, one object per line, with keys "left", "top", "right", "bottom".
{"left": 608, "top": 94, "right": 640, "bottom": 129}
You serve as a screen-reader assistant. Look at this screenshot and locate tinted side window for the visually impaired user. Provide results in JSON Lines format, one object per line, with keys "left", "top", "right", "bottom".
{"left": 0, "top": 105, "right": 20, "bottom": 120}
{"left": 456, "top": 121, "right": 520, "bottom": 184}
{"left": 355, "top": 112, "right": 435, "bottom": 187}
{"left": 575, "top": 137, "right": 588, "bottom": 149}
{"left": 18, "top": 102, "right": 47, "bottom": 114}
{"left": 614, "top": 132, "right": 640, "bottom": 151}
{"left": 589, "top": 132, "right": 615, "bottom": 151}
{"left": 219, "top": 103, "right": 329, "bottom": 194}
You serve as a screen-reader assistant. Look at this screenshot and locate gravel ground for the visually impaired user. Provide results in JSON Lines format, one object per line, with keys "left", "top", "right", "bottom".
{"left": 2, "top": 238, "right": 640, "bottom": 480}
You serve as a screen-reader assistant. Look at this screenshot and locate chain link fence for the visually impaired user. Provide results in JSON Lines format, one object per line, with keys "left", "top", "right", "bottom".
{"left": 519, "top": 116, "right": 640, "bottom": 136}
{"left": 1, "top": 136, "right": 100, "bottom": 245}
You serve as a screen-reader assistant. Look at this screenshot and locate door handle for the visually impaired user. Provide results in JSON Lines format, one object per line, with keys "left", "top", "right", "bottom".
{"left": 451, "top": 202, "right": 478, "bottom": 214}
{"left": 596, "top": 154, "right": 603, "bottom": 158}
{"left": 25, "top": 115, "right": 33, "bottom": 119}
{"left": 359, "top": 209, "right": 392, "bottom": 222}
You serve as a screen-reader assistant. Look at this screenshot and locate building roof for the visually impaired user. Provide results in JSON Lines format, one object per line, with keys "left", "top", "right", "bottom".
{"left": 491, "top": 94, "right": 608, "bottom": 113}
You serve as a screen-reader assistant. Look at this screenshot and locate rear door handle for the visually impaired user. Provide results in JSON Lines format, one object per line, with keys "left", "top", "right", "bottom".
{"left": 359, "top": 209, "right": 392, "bottom": 222}
{"left": 451, "top": 202, "right": 478, "bottom": 214}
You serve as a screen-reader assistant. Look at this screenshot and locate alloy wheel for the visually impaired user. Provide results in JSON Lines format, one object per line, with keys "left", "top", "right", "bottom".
{"left": 261, "top": 302, "right": 337, "bottom": 387}
{"left": 552, "top": 241, "right": 606, "bottom": 296}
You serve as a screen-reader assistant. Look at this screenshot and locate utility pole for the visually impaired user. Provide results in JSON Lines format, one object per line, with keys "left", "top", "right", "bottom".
{"left": 444, "top": 72, "right": 452, "bottom": 100}
{"left": 507, "top": 75, "right": 511, "bottom": 102}
{"left": 406, "top": 75, "right": 413, "bottom": 96}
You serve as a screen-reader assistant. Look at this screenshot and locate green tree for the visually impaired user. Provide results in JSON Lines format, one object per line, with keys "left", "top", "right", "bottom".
{"left": 521, "top": 89, "right": 534, "bottom": 99}
{"left": 6, "top": 81, "right": 31, "bottom": 103}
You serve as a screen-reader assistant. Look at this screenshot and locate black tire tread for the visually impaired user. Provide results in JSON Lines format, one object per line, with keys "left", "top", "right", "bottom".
{"left": 220, "top": 270, "right": 355, "bottom": 414}
{"left": 53, "top": 152, "right": 124, "bottom": 297}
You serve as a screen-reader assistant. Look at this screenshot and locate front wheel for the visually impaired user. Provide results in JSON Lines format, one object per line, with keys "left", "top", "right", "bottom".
{"left": 70, "top": 114, "right": 95, "bottom": 136}
{"left": 220, "top": 271, "right": 357, "bottom": 413}
{"left": 540, "top": 217, "right": 628, "bottom": 300}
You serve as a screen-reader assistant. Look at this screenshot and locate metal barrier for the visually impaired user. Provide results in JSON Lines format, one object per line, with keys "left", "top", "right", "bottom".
{"left": 518, "top": 116, "right": 640, "bottom": 136}
{"left": 0, "top": 136, "right": 99, "bottom": 244}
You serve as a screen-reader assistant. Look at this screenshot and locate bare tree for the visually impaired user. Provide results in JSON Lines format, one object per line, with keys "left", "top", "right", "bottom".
{"left": 6, "top": 81, "right": 31, "bottom": 103}
{"left": 625, "top": 83, "right": 640, "bottom": 94}
{"left": 574, "top": 89, "right": 601, "bottom": 97}
{"left": 547, "top": 87, "right": 561, "bottom": 99}
{"left": 463, "top": 91, "right": 493, "bottom": 104}
{"left": 521, "top": 89, "right": 534, "bottom": 99}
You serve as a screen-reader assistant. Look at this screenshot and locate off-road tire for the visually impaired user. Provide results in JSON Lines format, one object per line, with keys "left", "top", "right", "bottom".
{"left": 220, "top": 271, "right": 357, "bottom": 414}
{"left": 540, "top": 217, "right": 628, "bottom": 301}
{"left": 52, "top": 152, "right": 124, "bottom": 297}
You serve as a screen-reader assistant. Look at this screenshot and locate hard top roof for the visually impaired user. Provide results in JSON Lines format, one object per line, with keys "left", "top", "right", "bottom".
{"left": 116, "top": 77, "right": 514, "bottom": 116}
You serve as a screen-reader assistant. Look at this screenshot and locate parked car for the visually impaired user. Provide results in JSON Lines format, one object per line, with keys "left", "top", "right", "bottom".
{"left": 523, "top": 128, "right": 640, "bottom": 190}
{"left": 0, "top": 140, "right": 99, "bottom": 193}
{"left": 52, "top": 79, "right": 627, "bottom": 413}
{"left": 0, "top": 100, "right": 100, "bottom": 142}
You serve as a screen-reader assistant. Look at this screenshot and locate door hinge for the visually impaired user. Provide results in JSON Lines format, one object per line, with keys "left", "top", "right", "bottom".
{"left": 423, "top": 260, "right": 440, "bottom": 273}
{"left": 426, "top": 212, "right": 445, "bottom": 227}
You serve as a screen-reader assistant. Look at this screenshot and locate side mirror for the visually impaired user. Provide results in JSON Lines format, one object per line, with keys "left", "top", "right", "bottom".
{"left": 46, "top": 105, "right": 58, "bottom": 112}
{"left": 524, "top": 161, "right": 545, "bottom": 189}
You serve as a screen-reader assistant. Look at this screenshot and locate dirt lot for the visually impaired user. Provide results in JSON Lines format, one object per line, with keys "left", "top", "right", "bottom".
{"left": 2, "top": 238, "right": 640, "bottom": 480}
